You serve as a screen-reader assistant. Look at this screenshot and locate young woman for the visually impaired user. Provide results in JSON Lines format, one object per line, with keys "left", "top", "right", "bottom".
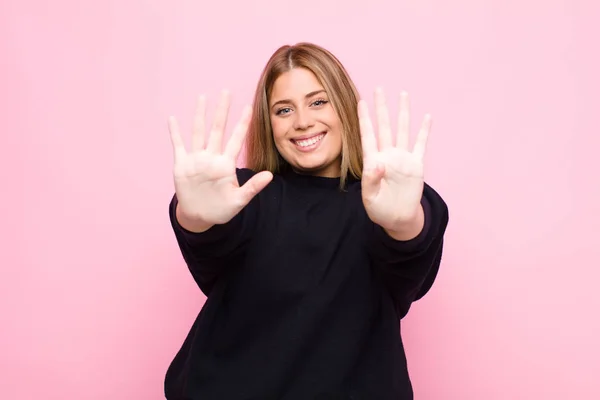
{"left": 165, "top": 42, "right": 449, "bottom": 400}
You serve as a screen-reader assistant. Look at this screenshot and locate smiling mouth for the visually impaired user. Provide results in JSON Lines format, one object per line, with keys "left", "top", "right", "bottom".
{"left": 291, "top": 132, "right": 326, "bottom": 148}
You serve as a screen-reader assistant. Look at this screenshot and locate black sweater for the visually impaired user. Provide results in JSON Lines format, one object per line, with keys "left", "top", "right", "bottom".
{"left": 165, "top": 168, "right": 449, "bottom": 400}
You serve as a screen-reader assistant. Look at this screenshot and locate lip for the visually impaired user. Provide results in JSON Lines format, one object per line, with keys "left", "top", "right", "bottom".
{"left": 291, "top": 131, "right": 326, "bottom": 153}
{"left": 291, "top": 131, "right": 327, "bottom": 142}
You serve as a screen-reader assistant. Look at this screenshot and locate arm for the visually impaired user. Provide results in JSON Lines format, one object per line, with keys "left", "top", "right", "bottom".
{"left": 367, "top": 183, "right": 449, "bottom": 318}
{"left": 169, "top": 168, "right": 260, "bottom": 295}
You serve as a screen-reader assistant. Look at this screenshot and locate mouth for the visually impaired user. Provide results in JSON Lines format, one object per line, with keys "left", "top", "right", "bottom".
{"left": 291, "top": 132, "right": 326, "bottom": 150}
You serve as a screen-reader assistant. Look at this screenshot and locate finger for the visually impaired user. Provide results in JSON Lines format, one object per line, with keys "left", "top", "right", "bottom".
{"left": 374, "top": 87, "right": 393, "bottom": 149}
{"left": 224, "top": 105, "right": 252, "bottom": 159}
{"left": 412, "top": 113, "right": 432, "bottom": 160}
{"left": 237, "top": 171, "right": 273, "bottom": 206}
{"left": 168, "top": 116, "right": 187, "bottom": 162}
{"left": 396, "top": 91, "right": 410, "bottom": 150}
{"left": 206, "top": 89, "right": 231, "bottom": 153}
{"left": 358, "top": 100, "right": 378, "bottom": 159}
{"left": 191, "top": 94, "right": 207, "bottom": 152}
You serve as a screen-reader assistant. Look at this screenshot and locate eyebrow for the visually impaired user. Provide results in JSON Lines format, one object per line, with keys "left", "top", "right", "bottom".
{"left": 270, "top": 90, "right": 327, "bottom": 110}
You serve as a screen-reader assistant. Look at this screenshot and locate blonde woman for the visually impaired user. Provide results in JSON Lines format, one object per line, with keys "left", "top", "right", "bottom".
{"left": 166, "top": 42, "right": 449, "bottom": 400}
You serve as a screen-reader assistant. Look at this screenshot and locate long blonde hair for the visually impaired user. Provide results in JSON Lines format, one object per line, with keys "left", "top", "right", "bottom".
{"left": 245, "top": 42, "right": 363, "bottom": 189}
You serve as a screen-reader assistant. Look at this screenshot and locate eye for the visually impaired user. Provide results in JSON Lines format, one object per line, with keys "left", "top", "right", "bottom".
{"left": 275, "top": 107, "right": 292, "bottom": 115}
{"left": 311, "top": 99, "right": 328, "bottom": 107}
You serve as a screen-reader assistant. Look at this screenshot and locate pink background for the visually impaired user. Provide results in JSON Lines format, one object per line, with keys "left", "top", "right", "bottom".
{"left": 2, "top": 0, "right": 599, "bottom": 399}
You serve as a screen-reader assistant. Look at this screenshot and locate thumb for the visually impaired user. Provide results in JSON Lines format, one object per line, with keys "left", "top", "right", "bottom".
{"left": 237, "top": 171, "right": 274, "bottom": 205}
{"left": 362, "top": 162, "right": 385, "bottom": 198}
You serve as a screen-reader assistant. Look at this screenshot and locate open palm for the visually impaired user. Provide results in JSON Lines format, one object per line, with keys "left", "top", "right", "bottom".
{"left": 358, "top": 89, "right": 432, "bottom": 231}
{"left": 169, "top": 91, "right": 273, "bottom": 227}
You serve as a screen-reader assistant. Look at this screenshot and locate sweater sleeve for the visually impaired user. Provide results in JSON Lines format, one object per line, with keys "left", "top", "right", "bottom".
{"left": 168, "top": 168, "right": 260, "bottom": 296}
{"left": 367, "top": 183, "right": 449, "bottom": 319}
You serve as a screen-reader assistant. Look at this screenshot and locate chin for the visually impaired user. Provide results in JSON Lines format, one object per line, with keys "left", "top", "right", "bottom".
{"left": 290, "top": 158, "right": 341, "bottom": 177}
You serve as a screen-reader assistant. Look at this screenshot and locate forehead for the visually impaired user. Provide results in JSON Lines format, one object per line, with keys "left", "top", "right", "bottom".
{"left": 270, "top": 68, "right": 324, "bottom": 100}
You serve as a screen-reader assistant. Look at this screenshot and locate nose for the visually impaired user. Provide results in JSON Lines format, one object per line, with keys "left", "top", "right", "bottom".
{"left": 292, "top": 108, "right": 315, "bottom": 131}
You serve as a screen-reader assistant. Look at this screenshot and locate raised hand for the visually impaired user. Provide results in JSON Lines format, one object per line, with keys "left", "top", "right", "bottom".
{"left": 358, "top": 88, "right": 432, "bottom": 237}
{"left": 169, "top": 90, "right": 273, "bottom": 232}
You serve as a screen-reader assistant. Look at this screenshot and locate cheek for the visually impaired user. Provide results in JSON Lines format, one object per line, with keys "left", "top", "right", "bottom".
{"left": 324, "top": 109, "right": 342, "bottom": 129}
{"left": 326, "top": 114, "right": 343, "bottom": 138}
{"left": 270, "top": 119, "right": 288, "bottom": 142}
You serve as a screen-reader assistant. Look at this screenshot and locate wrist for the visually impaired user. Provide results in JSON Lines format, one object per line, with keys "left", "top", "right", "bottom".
{"left": 384, "top": 204, "right": 425, "bottom": 241}
{"left": 176, "top": 203, "right": 214, "bottom": 233}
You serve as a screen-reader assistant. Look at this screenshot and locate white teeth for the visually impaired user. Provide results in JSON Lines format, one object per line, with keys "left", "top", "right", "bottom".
{"left": 296, "top": 134, "right": 324, "bottom": 147}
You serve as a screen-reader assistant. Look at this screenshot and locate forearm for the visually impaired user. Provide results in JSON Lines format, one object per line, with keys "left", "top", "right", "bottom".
{"left": 368, "top": 186, "right": 449, "bottom": 314}
{"left": 170, "top": 193, "right": 256, "bottom": 295}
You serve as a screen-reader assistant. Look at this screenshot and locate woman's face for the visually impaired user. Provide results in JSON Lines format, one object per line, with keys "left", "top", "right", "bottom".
{"left": 269, "top": 68, "right": 343, "bottom": 178}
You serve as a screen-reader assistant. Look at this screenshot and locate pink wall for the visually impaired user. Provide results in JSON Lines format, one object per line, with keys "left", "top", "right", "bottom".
{"left": 2, "top": 0, "right": 599, "bottom": 398}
